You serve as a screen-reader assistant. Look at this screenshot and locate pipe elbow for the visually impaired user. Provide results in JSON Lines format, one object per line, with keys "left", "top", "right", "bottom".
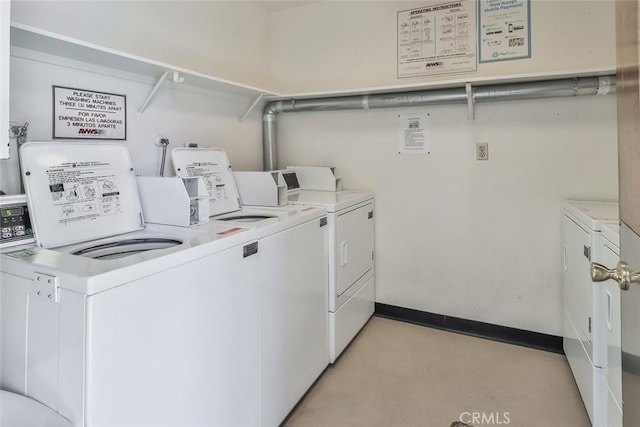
{"left": 263, "top": 101, "right": 279, "bottom": 118}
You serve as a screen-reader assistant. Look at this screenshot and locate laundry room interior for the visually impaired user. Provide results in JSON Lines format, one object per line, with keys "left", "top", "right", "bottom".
{"left": 0, "top": 1, "right": 634, "bottom": 427}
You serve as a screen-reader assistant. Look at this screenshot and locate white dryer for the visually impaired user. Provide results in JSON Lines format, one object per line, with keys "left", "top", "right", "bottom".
{"left": 562, "top": 200, "right": 619, "bottom": 426}
{"left": 171, "top": 148, "right": 329, "bottom": 427}
{"left": 1, "top": 142, "right": 262, "bottom": 426}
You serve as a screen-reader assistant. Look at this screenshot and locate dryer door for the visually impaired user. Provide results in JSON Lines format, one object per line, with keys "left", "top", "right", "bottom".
{"left": 335, "top": 203, "right": 374, "bottom": 296}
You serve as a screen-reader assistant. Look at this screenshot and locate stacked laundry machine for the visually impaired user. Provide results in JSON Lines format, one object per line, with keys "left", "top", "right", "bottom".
{"left": 1, "top": 142, "right": 263, "bottom": 426}
{"left": 562, "top": 200, "right": 621, "bottom": 427}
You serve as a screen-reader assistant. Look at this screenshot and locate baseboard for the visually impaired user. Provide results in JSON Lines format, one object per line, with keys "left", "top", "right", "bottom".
{"left": 374, "top": 303, "right": 563, "bottom": 354}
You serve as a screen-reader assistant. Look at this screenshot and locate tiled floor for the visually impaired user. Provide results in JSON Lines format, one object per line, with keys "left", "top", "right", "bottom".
{"left": 284, "top": 316, "right": 589, "bottom": 427}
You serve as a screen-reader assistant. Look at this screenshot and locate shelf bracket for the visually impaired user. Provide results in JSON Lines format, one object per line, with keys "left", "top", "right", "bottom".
{"left": 465, "top": 82, "right": 475, "bottom": 120}
{"left": 240, "top": 93, "right": 265, "bottom": 123}
{"left": 138, "top": 71, "right": 170, "bottom": 115}
{"left": 173, "top": 71, "right": 184, "bottom": 83}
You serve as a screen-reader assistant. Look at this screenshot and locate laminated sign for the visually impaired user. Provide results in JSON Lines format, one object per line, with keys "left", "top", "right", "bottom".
{"left": 397, "top": 1, "right": 477, "bottom": 78}
{"left": 53, "top": 86, "right": 127, "bottom": 140}
{"left": 479, "top": 0, "right": 531, "bottom": 63}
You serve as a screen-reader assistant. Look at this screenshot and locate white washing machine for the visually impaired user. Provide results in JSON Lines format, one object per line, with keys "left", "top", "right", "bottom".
{"left": 171, "top": 148, "right": 329, "bottom": 427}
{"left": 288, "top": 188, "right": 375, "bottom": 363}
{"left": 1, "top": 142, "right": 262, "bottom": 426}
{"left": 562, "top": 200, "right": 619, "bottom": 426}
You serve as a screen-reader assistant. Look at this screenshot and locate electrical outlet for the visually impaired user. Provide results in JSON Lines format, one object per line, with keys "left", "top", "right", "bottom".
{"left": 476, "top": 142, "right": 489, "bottom": 160}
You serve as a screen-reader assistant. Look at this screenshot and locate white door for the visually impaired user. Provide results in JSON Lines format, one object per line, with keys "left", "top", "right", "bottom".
{"left": 336, "top": 203, "right": 374, "bottom": 296}
{"left": 610, "top": 1, "right": 640, "bottom": 425}
{"left": 0, "top": 0, "right": 10, "bottom": 160}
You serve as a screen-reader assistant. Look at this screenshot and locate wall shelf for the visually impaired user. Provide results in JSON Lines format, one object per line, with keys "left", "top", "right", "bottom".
{"left": 9, "top": 23, "right": 277, "bottom": 112}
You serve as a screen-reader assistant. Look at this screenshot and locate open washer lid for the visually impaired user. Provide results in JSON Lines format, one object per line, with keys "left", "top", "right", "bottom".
{"left": 21, "top": 142, "right": 146, "bottom": 248}
{"left": 172, "top": 148, "right": 242, "bottom": 217}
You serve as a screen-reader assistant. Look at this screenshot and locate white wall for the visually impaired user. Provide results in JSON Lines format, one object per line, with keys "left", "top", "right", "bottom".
{"left": 0, "top": 54, "right": 264, "bottom": 194}
{"left": 10, "top": 0, "right": 274, "bottom": 90}
{"left": 269, "top": 0, "right": 616, "bottom": 94}
{"left": 277, "top": 96, "right": 618, "bottom": 335}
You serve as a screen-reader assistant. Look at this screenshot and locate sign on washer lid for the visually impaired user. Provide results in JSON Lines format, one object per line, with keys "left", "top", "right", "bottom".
{"left": 20, "top": 142, "right": 144, "bottom": 248}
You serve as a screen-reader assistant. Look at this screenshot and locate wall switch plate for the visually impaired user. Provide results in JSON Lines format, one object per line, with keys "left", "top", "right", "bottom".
{"left": 476, "top": 142, "right": 489, "bottom": 160}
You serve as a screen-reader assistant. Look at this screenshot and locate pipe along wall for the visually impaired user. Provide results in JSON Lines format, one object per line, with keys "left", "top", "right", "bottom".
{"left": 262, "top": 76, "right": 616, "bottom": 171}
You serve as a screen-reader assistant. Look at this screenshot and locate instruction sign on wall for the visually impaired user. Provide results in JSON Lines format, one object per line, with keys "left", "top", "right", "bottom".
{"left": 397, "top": 1, "right": 477, "bottom": 78}
{"left": 479, "top": 0, "right": 531, "bottom": 63}
{"left": 398, "top": 114, "right": 430, "bottom": 154}
{"left": 53, "top": 86, "right": 126, "bottom": 140}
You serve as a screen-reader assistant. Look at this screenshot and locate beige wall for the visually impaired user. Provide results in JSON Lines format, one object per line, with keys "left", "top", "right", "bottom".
{"left": 277, "top": 96, "right": 618, "bottom": 335}
{"left": 1, "top": 55, "right": 264, "bottom": 194}
{"left": 269, "top": 0, "right": 616, "bottom": 94}
{"left": 11, "top": 0, "right": 274, "bottom": 90}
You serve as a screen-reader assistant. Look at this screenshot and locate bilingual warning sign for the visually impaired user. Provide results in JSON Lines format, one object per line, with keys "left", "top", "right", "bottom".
{"left": 53, "top": 86, "right": 127, "bottom": 140}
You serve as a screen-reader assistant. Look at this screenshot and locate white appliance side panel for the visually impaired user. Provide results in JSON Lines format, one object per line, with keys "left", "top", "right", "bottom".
{"left": 26, "top": 286, "right": 60, "bottom": 411}
{"left": 136, "top": 177, "right": 191, "bottom": 227}
{"left": 607, "top": 377, "right": 623, "bottom": 427}
{"left": 601, "top": 243, "right": 622, "bottom": 406}
{"left": 85, "top": 244, "right": 259, "bottom": 427}
{"left": 171, "top": 148, "right": 241, "bottom": 216}
{"left": 1, "top": 272, "right": 29, "bottom": 394}
{"left": 330, "top": 274, "right": 374, "bottom": 363}
{"left": 594, "top": 367, "right": 608, "bottom": 427}
{"left": 57, "top": 289, "right": 86, "bottom": 424}
{"left": 563, "top": 308, "right": 594, "bottom": 424}
{"left": 234, "top": 172, "right": 282, "bottom": 207}
{"left": 335, "top": 203, "right": 374, "bottom": 297}
{"left": 563, "top": 215, "right": 593, "bottom": 346}
{"left": 259, "top": 219, "right": 329, "bottom": 427}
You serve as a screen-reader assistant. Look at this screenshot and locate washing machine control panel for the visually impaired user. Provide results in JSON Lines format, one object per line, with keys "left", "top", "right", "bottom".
{"left": 0, "top": 196, "right": 35, "bottom": 248}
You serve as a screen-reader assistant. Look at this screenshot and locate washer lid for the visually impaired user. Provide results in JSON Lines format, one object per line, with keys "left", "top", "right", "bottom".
{"left": 21, "top": 141, "right": 145, "bottom": 248}
{"left": 171, "top": 148, "right": 241, "bottom": 217}
{"left": 289, "top": 190, "right": 374, "bottom": 212}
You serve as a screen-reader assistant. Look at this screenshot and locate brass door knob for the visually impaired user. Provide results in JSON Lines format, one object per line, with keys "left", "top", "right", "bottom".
{"left": 591, "top": 261, "right": 640, "bottom": 291}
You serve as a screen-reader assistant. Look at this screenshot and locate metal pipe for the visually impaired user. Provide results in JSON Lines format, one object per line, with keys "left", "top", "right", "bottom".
{"left": 158, "top": 138, "right": 169, "bottom": 177}
{"left": 262, "top": 76, "right": 616, "bottom": 171}
{"left": 262, "top": 110, "right": 278, "bottom": 171}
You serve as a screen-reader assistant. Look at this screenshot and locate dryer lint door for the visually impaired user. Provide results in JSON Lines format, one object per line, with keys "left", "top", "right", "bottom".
{"left": 20, "top": 142, "right": 146, "bottom": 248}
{"left": 335, "top": 202, "right": 374, "bottom": 296}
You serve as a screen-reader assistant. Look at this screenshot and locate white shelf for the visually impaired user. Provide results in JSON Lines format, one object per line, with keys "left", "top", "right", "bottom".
{"left": 10, "top": 22, "right": 278, "bottom": 101}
